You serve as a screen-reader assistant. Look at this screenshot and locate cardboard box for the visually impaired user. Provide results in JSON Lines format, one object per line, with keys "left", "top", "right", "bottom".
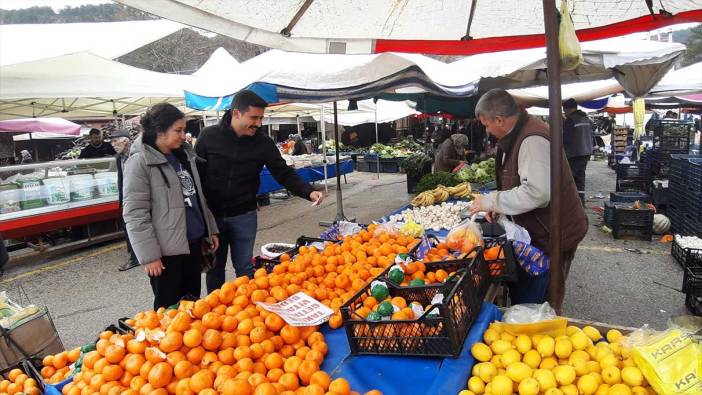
{"left": 0, "top": 307, "right": 64, "bottom": 370}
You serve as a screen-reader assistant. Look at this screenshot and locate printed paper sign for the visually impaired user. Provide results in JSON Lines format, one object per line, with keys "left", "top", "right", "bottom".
{"left": 255, "top": 292, "right": 334, "bottom": 326}
{"left": 414, "top": 235, "right": 432, "bottom": 260}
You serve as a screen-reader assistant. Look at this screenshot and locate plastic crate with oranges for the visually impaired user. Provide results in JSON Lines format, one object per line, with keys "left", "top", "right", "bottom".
{"left": 340, "top": 251, "right": 489, "bottom": 358}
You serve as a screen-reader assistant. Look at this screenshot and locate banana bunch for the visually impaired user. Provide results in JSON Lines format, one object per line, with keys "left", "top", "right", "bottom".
{"left": 446, "top": 182, "right": 472, "bottom": 199}
{"left": 432, "top": 185, "right": 450, "bottom": 203}
{"left": 411, "top": 191, "right": 435, "bottom": 207}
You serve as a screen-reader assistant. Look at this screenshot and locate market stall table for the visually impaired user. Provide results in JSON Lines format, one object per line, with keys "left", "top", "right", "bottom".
{"left": 318, "top": 302, "right": 502, "bottom": 395}
{"left": 257, "top": 159, "right": 354, "bottom": 194}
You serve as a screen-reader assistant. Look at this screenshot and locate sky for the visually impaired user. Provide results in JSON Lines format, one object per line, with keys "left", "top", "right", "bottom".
{"left": 0, "top": 0, "right": 111, "bottom": 11}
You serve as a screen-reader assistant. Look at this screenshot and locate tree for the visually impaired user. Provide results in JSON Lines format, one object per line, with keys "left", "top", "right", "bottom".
{"left": 681, "top": 25, "right": 702, "bottom": 67}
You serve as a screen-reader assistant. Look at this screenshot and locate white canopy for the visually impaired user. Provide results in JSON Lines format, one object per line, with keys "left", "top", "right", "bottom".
{"left": 187, "top": 48, "right": 243, "bottom": 97}
{"left": 0, "top": 52, "right": 192, "bottom": 120}
{"left": 187, "top": 49, "right": 478, "bottom": 101}
{"left": 451, "top": 37, "right": 685, "bottom": 97}
{"left": 511, "top": 79, "right": 624, "bottom": 108}
{"left": 115, "top": 0, "right": 702, "bottom": 54}
{"left": 647, "top": 62, "right": 702, "bottom": 97}
{"left": 0, "top": 20, "right": 184, "bottom": 66}
{"left": 263, "top": 100, "right": 418, "bottom": 126}
{"left": 182, "top": 36, "right": 683, "bottom": 104}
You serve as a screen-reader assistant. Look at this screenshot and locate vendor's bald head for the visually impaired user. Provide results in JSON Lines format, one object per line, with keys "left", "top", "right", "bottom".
{"left": 475, "top": 89, "right": 520, "bottom": 139}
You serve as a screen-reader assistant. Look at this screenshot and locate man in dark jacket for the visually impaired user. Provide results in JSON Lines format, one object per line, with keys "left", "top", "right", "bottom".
{"left": 111, "top": 129, "right": 139, "bottom": 271}
{"left": 79, "top": 129, "right": 116, "bottom": 159}
{"left": 562, "top": 99, "right": 594, "bottom": 204}
{"left": 196, "top": 90, "right": 324, "bottom": 291}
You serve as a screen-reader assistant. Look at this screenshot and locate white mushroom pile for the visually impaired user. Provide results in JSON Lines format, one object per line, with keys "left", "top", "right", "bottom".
{"left": 386, "top": 201, "right": 470, "bottom": 231}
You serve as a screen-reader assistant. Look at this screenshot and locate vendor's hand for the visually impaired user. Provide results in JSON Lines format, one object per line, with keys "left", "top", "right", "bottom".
{"left": 310, "top": 191, "right": 324, "bottom": 206}
{"left": 469, "top": 194, "right": 485, "bottom": 215}
{"left": 469, "top": 194, "right": 497, "bottom": 222}
{"left": 144, "top": 259, "right": 165, "bottom": 277}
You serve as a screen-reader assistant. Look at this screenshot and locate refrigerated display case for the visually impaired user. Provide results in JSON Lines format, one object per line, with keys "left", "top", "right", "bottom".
{"left": 0, "top": 158, "right": 121, "bottom": 239}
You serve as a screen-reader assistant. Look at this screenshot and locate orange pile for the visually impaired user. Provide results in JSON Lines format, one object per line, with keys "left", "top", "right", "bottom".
{"left": 272, "top": 225, "right": 418, "bottom": 329}
{"left": 41, "top": 348, "right": 82, "bottom": 384}
{"left": 0, "top": 367, "right": 40, "bottom": 395}
{"left": 39, "top": 230, "right": 408, "bottom": 395}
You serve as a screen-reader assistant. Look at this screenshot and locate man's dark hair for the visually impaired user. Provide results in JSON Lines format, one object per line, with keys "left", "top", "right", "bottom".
{"left": 140, "top": 103, "right": 185, "bottom": 148}
{"left": 231, "top": 90, "right": 267, "bottom": 113}
{"left": 563, "top": 98, "right": 578, "bottom": 110}
{"left": 89, "top": 128, "right": 101, "bottom": 136}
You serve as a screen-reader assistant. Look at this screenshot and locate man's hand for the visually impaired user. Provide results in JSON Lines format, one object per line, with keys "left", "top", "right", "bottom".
{"left": 205, "top": 235, "right": 219, "bottom": 253}
{"left": 144, "top": 259, "right": 165, "bottom": 276}
{"left": 469, "top": 194, "right": 497, "bottom": 222}
{"left": 310, "top": 191, "right": 324, "bottom": 206}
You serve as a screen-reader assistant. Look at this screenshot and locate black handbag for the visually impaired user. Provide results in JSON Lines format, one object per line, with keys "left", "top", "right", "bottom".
{"left": 200, "top": 240, "right": 217, "bottom": 273}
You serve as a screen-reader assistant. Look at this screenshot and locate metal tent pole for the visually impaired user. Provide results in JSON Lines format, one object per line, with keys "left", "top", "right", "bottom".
{"left": 374, "top": 108, "right": 380, "bottom": 180}
{"left": 319, "top": 101, "right": 354, "bottom": 226}
{"left": 543, "top": 0, "right": 564, "bottom": 313}
{"left": 296, "top": 115, "right": 301, "bottom": 135}
{"left": 320, "top": 104, "right": 329, "bottom": 193}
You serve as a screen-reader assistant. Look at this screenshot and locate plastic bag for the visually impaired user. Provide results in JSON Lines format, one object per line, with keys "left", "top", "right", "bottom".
{"left": 512, "top": 240, "right": 550, "bottom": 276}
{"left": 492, "top": 302, "right": 568, "bottom": 337}
{"left": 503, "top": 302, "right": 556, "bottom": 324}
{"left": 497, "top": 215, "right": 531, "bottom": 244}
{"left": 446, "top": 219, "right": 484, "bottom": 252}
{"left": 559, "top": 0, "right": 583, "bottom": 71}
{"left": 631, "top": 328, "right": 702, "bottom": 394}
{"left": 373, "top": 222, "right": 400, "bottom": 238}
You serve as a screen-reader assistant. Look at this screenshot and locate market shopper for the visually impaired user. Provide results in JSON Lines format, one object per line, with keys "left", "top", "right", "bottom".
{"left": 562, "top": 99, "right": 594, "bottom": 204}
{"left": 469, "top": 89, "right": 587, "bottom": 312}
{"left": 196, "top": 90, "right": 324, "bottom": 293}
{"left": 111, "top": 129, "right": 139, "bottom": 272}
{"left": 19, "top": 150, "right": 33, "bottom": 164}
{"left": 79, "top": 129, "right": 116, "bottom": 159}
{"left": 123, "top": 103, "right": 219, "bottom": 309}
{"left": 434, "top": 133, "right": 468, "bottom": 172}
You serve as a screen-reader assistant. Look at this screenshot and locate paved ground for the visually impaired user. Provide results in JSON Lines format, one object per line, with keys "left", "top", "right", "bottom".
{"left": 2, "top": 162, "right": 687, "bottom": 349}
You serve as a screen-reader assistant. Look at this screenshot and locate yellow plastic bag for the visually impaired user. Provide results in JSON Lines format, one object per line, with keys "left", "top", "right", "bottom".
{"left": 632, "top": 329, "right": 702, "bottom": 394}
{"left": 559, "top": 0, "right": 583, "bottom": 71}
{"left": 492, "top": 318, "right": 568, "bottom": 338}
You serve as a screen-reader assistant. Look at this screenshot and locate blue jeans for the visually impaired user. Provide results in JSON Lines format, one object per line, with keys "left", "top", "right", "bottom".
{"left": 206, "top": 210, "right": 257, "bottom": 293}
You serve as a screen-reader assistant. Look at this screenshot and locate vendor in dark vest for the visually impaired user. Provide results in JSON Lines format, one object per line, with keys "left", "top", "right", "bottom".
{"left": 469, "top": 89, "right": 587, "bottom": 312}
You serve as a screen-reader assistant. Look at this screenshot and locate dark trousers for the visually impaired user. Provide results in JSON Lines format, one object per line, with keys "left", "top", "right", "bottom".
{"left": 206, "top": 210, "right": 257, "bottom": 293}
{"left": 568, "top": 156, "right": 589, "bottom": 204}
{"left": 509, "top": 247, "right": 577, "bottom": 308}
{"left": 123, "top": 222, "right": 138, "bottom": 265}
{"left": 150, "top": 240, "right": 202, "bottom": 309}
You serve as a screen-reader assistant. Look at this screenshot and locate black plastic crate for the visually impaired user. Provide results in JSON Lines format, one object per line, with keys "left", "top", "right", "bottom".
{"left": 654, "top": 136, "right": 691, "bottom": 153}
{"left": 688, "top": 158, "right": 702, "bottom": 188}
{"left": 483, "top": 238, "right": 518, "bottom": 282}
{"left": 616, "top": 179, "right": 649, "bottom": 193}
{"left": 610, "top": 191, "right": 651, "bottom": 203}
{"left": 254, "top": 236, "right": 336, "bottom": 273}
{"left": 684, "top": 190, "right": 702, "bottom": 220}
{"left": 683, "top": 264, "right": 702, "bottom": 296}
{"left": 650, "top": 119, "right": 694, "bottom": 138}
{"left": 671, "top": 238, "right": 702, "bottom": 269}
{"left": 340, "top": 255, "right": 489, "bottom": 358}
{"left": 682, "top": 213, "right": 702, "bottom": 238}
{"left": 616, "top": 163, "right": 650, "bottom": 180}
{"left": 650, "top": 182, "right": 669, "bottom": 207}
{"left": 380, "top": 159, "right": 401, "bottom": 173}
{"left": 355, "top": 160, "right": 371, "bottom": 172}
{"left": 22, "top": 357, "right": 46, "bottom": 393}
{"left": 612, "top": 206, "right": 653, "bottom": 241}
{"left": 685, "top": 291, "right": 702, "bottom": 316}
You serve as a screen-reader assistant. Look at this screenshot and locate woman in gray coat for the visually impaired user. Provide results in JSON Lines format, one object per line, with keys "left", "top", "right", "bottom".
{"left": 123, "top": 103, "right": 219, "bottom": 309}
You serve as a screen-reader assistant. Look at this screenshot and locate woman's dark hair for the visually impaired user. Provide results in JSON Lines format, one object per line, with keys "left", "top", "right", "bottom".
{"left": 140, "top": 103, "right": 185, "bottom": 149}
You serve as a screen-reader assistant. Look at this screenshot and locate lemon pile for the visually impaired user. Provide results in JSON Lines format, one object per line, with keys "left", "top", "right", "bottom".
{"left": 460, "top": 323, "right": 654, "bottom": 395}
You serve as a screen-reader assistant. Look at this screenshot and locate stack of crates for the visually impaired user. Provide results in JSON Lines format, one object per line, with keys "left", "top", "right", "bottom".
{"left": 679, "top": 241, "right": 702, "bottom": 315}
{"left": 648, "top": 119, "right": 693, "bottom": 178}
{"left": 615, "top": 162, "right": 650, "bottom": 193}
{"left": 669, "top": 154, "right": 702, "bottom": 237}
{"left": 608, "top": 126, "right": 630, "bottom": 169}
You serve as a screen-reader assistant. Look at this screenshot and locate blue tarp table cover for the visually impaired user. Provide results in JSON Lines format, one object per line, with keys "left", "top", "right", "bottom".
{"left": 258, "top": 159, "right": 354, "bottom": 194}
{"left": 319, "top": 302, "right": 502, "bottom": 395}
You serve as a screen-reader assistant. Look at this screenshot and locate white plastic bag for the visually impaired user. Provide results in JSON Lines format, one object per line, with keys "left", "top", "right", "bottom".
{"left": 497, "top": 215, "right": 531, "bottom": 244}
{"left": 502, "top": 302, "right": 557, "bottom": 324}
